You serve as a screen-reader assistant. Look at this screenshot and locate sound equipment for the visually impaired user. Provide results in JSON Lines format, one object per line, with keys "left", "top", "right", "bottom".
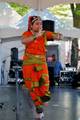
{"left": 11, "top": 47, "right": 18, "bottom": 63}
{"left": 43, "top": 20, "right": 54, "bottom": 32}
{"left": 9, "top": 47, "right": 23, "bottom": 80}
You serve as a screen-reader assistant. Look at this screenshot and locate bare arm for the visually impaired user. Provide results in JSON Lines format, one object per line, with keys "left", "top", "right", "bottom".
{"left": 46, "top": 31, "right": 63, "bottom": 41}
{"left": 53, "top": 33, "right": 63, "bottom": 40}
{"left": 22, "top": 35, "right": 36, "bottom": 44}
{"left": 22, "top": 31, "right": 45, "bottom": 45}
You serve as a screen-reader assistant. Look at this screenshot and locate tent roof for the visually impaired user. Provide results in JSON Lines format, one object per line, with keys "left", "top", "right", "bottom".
{"left": 15, "top": 9, "right": 80, "bottom": 39}
{"left": 0, "top": 9, "right": 80, "bottom": 39}
{"left": 0, "top": 27, "right": 26, "bottom": 39}
{"left": 0, "top": 0, "right": 80, "bottom": 10}
{"left": 16, "top": 9, "right": 78, "bottom": 30}
{"left": 16, "top": 9, "right": 65, "bottom": 30}
{"left": 0, "top": 2, "right": 21, "bottom": 27}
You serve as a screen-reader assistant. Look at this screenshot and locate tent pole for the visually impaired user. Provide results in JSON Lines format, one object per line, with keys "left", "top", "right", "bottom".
{"left": 15, "top": 65, "right": 20, "bottom": 120}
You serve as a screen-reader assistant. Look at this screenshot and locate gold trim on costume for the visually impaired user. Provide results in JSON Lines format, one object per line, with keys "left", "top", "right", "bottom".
{"left": 32, "top": 16, "right": 41, "bottom": 23}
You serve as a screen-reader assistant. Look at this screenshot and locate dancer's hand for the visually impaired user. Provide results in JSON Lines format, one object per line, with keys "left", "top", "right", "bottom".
{"left": 37, "top": 30, "right": 45, "bottom": 37}
{"left": 54, "top": 33, "right": 63, "bottom": 40}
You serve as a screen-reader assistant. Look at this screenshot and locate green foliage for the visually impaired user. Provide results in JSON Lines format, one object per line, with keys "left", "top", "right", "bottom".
{"left": 70, "top": 4, "right": 80, "bottom": 28}
{"left": 74, "top": 10, "right": 80, "bottom": 16}
{"left": 9, "top": 2, "right": 30, "bottom": 16}
{"left": 48, "top": 4, "right": 71, "bottom": 18}
{"left": 9, "top": 3, "right": 80, "bottom": 17}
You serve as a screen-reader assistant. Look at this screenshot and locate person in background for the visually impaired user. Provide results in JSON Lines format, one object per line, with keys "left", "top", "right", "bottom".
{"left": 22, "top": 16, "right": 63, "bottom": 120}
{"left": 52, "top": 54, "right": 63, "bottom": 86}
{"left": 47, "top": 56, "right": 55, "bottom": 93}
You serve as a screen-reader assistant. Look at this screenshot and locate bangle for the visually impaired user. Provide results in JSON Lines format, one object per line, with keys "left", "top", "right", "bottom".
{"left": 33, "top": 35, "right": 36, "bottom": 40}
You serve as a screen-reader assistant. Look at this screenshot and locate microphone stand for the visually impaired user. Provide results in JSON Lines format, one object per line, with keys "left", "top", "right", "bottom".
{"left": 14, "top": 64, "right": 21, "bottom": 120}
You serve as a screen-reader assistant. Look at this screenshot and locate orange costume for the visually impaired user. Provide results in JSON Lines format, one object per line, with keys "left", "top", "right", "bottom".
{"left": 22, "top": 16, "right": 59, "bottom": 114}
{"left": 22, "top": 31, "right": 56, "bottom": 108}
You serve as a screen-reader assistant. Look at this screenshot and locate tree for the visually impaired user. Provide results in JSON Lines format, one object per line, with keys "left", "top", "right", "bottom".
{"left": 70, "top": 4, "right": 80, "bottom": 68}
{"left": 9, "top": 2, "right": 29, "bottom": 16}
{"left": 48, "top": 4, "right": 71, "bottom": 21}
{"left": 71, "top": 38, "right": 78, "bottom": 67}
{"left": 71, "top": 3, "right": 80, "bottom": 28}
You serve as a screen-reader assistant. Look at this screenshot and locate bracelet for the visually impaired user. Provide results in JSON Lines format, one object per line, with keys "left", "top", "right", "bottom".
{"left": 33, "top": 34, "right": 36, "bottom": 40}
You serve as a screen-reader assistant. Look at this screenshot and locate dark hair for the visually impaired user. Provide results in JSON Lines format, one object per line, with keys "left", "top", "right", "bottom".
{"left": 28, "top": 16, "right": 41, "bottom": 31}
{"left": 52, "top": 54, "right": 55, "bottom": 58}
{"left": 30, "top": 16, "right": 41, "bottom": 25}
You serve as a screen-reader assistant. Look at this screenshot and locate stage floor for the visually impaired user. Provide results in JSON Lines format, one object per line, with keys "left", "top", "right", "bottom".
{"left": 0, "top": 85, "right": 80, "bottom": 120}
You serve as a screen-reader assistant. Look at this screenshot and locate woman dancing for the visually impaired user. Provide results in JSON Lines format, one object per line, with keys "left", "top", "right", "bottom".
{"left": 22, "top": 16, "right": 62, "bottom": 120}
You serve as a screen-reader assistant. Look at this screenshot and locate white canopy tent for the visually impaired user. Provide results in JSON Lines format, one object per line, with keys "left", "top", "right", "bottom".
{"left": 0, "top": 2, "right": 22, "bottom": 70}
{"left": 0, "top": 8, "right": 79, "bottom": 69}
{"left": 0, "top": 2, "right": 22, "bottom": 84}
{"left": 0, "top": 0, "right": 80, "bottom": 10}
{"left": 16, "top": 9, "right": 65, "bottom": 29}
{"left": 16, "top": 9, "right": 80, "bottom": 39}
{"left": 0, "top": 2, "right": 21, "bottom": 27}
{"left": 0, "top": 2, "right": 22, "bottom": 39}
{"left": 0, "top": 7, "right": 80, "bottom": 61}
{"left": 0, "top": 9, "right": 80, "bottom": 39}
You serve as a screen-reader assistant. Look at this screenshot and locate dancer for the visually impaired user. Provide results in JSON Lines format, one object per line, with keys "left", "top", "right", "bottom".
{"left": 22, "top": 16, "right": 62, "bottom": 120}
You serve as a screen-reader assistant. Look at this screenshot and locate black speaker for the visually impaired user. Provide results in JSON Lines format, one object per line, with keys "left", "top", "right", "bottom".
{"left": 43, "top": 20, "right": 54, "bottom": 32}
{"left": 11, "top": 47, "right": 18, "bottom": 63}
